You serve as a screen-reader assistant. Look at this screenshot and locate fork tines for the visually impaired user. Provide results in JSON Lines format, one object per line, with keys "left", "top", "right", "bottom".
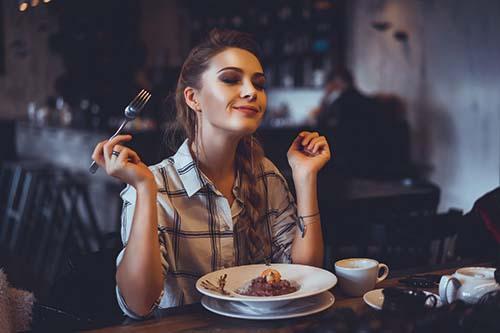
{"left": 125, "top": 89, "right": 152, "bottom": 119}
{"left": 134, "top": 89, "right": 151, "bottom": 106}
{"left": 201, "top": 280, "right": 218, "bottom": 289}
{"left": 201, "top": 278, "right": 230, "bottom": 295}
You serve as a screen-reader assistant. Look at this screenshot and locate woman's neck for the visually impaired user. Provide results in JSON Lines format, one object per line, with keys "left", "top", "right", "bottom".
{"left": 191, "top": 132, "right": 239, "bottom": 183}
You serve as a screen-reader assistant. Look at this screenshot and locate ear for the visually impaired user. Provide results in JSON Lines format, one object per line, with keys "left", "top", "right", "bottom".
{"left": 184, "top": 87, "right": 201, "bottom": 112}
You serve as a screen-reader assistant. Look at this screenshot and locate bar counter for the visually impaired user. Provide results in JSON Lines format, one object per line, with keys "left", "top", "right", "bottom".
{"left": 14, "top": 123, "right": 166, "bottom": 236}
{"left": 13, "top": 123, "right": 436, "bottom": 257}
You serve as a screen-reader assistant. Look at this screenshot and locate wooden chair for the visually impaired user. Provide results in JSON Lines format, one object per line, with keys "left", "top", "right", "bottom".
{"left": 0, "top": 163, "right": 105, "bottom": 298}
{"left": 327, "top": 181, "right": 445, "bottom": 270}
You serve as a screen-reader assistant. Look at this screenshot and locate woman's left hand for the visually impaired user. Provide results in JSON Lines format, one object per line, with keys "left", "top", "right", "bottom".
{"left": 287, "top": 131, "right": 331, "bottom": 177}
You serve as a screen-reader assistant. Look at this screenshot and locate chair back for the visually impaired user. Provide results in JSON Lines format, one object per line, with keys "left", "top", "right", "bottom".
{"left": 0, "top": 162, "right": 104, "bottom": 297}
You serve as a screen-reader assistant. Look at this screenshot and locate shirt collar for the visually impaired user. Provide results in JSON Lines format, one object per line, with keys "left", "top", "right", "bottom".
{"left": 173, "top": 139, "right": 245, "bottom": 201}
{"left": 172, "top": 139, "right": 206, "bottom": 197}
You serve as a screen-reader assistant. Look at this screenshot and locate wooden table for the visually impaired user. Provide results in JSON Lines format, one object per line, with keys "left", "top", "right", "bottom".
{"left": 87, "top": 264, "right": 484, "bottom": 333}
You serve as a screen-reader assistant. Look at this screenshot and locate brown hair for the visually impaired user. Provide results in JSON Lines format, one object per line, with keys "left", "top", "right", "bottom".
{"left": 172, "top": 29, "right": 267, "bottom": 259}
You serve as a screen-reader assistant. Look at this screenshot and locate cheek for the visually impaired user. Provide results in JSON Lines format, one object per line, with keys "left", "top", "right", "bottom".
{"left": 199, "top": 90, "right": 228, "bottom": 116}
{"left": 203, "top": 86, "right": 236, "bottom": 110}
{"left": 257, "top": 92, "right": 267, "bottom": 116}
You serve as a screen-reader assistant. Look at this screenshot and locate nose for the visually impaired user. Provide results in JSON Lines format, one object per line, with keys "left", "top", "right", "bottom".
{"left": 240, "top": 79, "right": 257, "bottom": 101}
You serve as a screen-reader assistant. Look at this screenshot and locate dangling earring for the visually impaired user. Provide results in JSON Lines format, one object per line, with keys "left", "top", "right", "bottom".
{"left": 194, "top": 119, "right": 206, "bottom": 188}
{"left": 250, "top": 135, "right": 254, "bottom": 175}
{"left": 194, "top": 120, "right": 200, "bottom": 165}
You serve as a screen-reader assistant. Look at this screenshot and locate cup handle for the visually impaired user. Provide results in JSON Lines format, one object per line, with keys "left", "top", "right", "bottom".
{"left": 425, "top": 294, "right": 438, "bottom": 308}
{"left": 439, "top": 275, "right": 460, "bottom": 304}
{"left": 376, "top": 263, "right": 389, "bottom": 283}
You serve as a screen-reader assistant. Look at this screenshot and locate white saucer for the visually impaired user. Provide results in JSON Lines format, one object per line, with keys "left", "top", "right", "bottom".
{"left": 201, "top": 291, "right": 335, "bottom": 320}
{"left": 363, "top": 288, "right": 443, "bottom": 310}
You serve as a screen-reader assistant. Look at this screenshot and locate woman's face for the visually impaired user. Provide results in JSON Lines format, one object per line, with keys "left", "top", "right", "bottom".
{"left": 195, "top": 47, "right": 267, "bottom": 136}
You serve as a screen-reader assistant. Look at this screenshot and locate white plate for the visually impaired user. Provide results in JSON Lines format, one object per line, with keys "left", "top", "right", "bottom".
{"left": 363, "top": 288, "right": 443, "bottom": 310}
{"left": 201, "top": 291, "right": 335, "bottom": 320}
{"left": 196, "top": 264, "right": 337, "bottom": 309}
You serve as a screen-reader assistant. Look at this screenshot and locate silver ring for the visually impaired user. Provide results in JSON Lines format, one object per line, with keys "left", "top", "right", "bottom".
{"left": 111, "top": 150, "right": 120, "bottom": 157}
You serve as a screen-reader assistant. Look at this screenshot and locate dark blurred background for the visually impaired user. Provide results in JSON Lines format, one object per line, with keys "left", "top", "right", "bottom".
{"left": 0, "top": 0, "right": 498, "bottom": 329}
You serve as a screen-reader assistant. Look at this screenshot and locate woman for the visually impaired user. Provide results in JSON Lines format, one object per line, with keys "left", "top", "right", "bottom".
{"left": 92, "top": 29, "right": 331, "bottom": 319}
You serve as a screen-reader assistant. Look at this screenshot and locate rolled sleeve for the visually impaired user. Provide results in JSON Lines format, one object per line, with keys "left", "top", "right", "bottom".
{"left": 115, "top": 284, "right": 165, "bottom": 320}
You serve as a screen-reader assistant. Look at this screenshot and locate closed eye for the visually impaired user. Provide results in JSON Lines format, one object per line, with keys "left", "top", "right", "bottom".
{"left": 218, "top": 70, "right": 266, "bottom": 90}
{"left": 220, "top": 77, "right": 240, "bottom": 84}
{"left": 253, "top": 78, "right": 266, "bottom": 90}
{"left": 218, "top": 71, "right": 241, "bottom": 85}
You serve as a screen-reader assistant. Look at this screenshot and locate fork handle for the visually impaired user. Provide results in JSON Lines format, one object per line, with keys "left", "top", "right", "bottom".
{"left": 89, "top": 160, "right": 99, "bottom": 174}
{"left": 110, "top": 119, "right": 129, "bottom": 139}
{"left": 89, "top": 119, "right": 129, "bottom": 174}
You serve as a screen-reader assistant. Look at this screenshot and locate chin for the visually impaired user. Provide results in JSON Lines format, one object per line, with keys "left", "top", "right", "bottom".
{"left": 229, "top": 119, "right": 262, "bottom": 135}
{"left": 231, "top": 125, "right": 258, "bottom": 137}
{"left": 242, "top": 122, "right": 262, "bottom": 134}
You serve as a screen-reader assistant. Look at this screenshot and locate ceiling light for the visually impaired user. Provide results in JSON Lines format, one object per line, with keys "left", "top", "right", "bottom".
{"left": 18, "top": 0, "right": 29, "bottom": 11}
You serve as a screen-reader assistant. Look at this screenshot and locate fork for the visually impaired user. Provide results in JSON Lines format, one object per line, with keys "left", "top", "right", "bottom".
{"left": 89, "top": 89, "right": 152, "bottom": 174}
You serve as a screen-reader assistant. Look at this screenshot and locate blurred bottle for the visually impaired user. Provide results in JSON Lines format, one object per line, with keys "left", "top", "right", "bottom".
{"left": 300, "top": 2, "right": 314, "bottom": 87}
{"left": 310, "top": 1, "right": 334, "bottom": 87}
{"left": 71, "top": 98, "right": 91, "bottom": 128}
{"left": 27, "top": 102, "right": 37, "bottom": 124}
{"left": 36, "top": 106, "right": 50, "bottom": 126}
{"left": 303, "top": 56, "right": 313, "bottom": 87}
{"left": 35, "top": 97, "right": 56, "bottom": 126}
{"left": 55, "top": 96, "right": 73, "bottom": 126}
{"left": 90, "top": 103, "right": 102, "bottom": 129}
{"left": 280, "top": 60, "right": 294, "bottom": 88}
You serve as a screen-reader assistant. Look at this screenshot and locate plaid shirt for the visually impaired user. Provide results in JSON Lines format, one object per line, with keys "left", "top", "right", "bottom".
{"left": 116, "top": 139, "right": 298, "bottom": 318}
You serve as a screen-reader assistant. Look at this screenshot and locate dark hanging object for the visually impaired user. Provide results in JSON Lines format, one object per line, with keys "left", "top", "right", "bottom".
{"left": 394, "top": 30, "right": 408, "bottom": 42}
{"left": 371, "top": 21, "right": 391, "bottom": 31}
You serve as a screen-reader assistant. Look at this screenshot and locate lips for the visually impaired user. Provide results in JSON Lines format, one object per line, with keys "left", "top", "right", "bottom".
{"left": 233, "top": 105, "right": 259, "bottom": 115}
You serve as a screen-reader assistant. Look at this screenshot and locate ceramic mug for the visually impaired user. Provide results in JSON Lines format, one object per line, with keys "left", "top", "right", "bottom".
{"left": 334, "top": 258, "right": 389, "bottom": 296}
{"left": 439, "top": 267, "right": 499, "bottom": 304}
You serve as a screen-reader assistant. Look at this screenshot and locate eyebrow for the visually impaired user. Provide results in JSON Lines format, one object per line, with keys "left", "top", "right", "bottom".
{"left": 217, "top": 67, "right": 265, "bottom": 77}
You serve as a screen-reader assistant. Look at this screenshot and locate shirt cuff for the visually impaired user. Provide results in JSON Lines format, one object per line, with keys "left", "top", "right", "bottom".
{"left": 116, "top": 286, "right": 165, "bottom": 320}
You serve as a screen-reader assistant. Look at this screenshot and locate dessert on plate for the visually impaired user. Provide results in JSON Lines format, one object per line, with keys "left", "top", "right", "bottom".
{"left": 236, "top": 268, "right": 298, "bottom": 297}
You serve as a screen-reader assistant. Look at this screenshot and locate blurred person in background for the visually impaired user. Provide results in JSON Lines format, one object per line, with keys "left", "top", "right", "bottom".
{"left": 309, "top": 68, "right": 377, "bottom": 178}
{"left": 310, "top": 69, "right": 412, "bottom": 179}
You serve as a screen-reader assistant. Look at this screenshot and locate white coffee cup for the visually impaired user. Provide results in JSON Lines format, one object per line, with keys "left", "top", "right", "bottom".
{"left": 334, "top": 258, "right": 389, "bottom": 296}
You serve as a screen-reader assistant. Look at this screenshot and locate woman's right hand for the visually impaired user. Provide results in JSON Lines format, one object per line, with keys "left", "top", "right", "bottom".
{"left": 92, "top": 134, "right": 155, "bottom": 189}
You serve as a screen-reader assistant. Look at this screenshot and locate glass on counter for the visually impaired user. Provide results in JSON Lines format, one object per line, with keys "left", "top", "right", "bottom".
{"left": 55, "top": 97, "right": 73, "bottom": 126}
